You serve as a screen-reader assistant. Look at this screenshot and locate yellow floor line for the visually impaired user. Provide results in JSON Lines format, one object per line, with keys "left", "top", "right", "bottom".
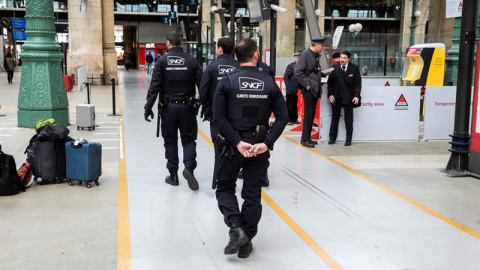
{"left": 198, "top": 128, "right": 343, "bottom": 269}
{"left": 117, "top": 83, "right": 132, "bottom": 270}
{"left": 282, "top": 135, "right": 480, "bottom": 240}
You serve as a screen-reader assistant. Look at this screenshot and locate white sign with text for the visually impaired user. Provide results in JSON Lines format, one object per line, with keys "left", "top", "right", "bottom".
{"left": 423, "top": 86, "right": 473, "bottom": 140}
{"left": 320, "top": 86, "right": 421, "bottom": 141}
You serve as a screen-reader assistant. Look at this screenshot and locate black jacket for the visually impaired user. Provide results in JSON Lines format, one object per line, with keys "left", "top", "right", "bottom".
{"left": 294, "top": 48, "right": 322, "bottom": 98}
{"left": 199, "top": 54, "right": 239, "bottom": 107}
{"left": 259, "top": 62, "right": 275, "bottom": 80}
{"left": 283, "top": 62, "right": 299, "bottom": 95}
{"left": 144, "top": 47, "right": 203, "bottom": 109}
{"left": 213, "top": 66, "right": 288, "bottom": 150}
{"left": 146, "top": 54, "right": 154, "bottom": 64}
{"left": 327, "top": 63, "right": 362, "bottom": 105}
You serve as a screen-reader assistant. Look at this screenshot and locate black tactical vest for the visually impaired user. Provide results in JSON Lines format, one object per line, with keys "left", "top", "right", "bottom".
{"left": 209, "top": 55, "right": 239, "bottom": 97}
{"left": 226, "top": 67, "right": 275, "bottom": 131}
{"left": 160, "top": 47, "right": 197, "bottom": 100}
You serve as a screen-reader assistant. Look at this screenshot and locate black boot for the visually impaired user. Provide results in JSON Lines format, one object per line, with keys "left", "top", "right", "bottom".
{"left": 238, "top": 241, "right": 253, "bottom": 258}
{"left": 224, "top": 216, "right": 249, "bottom": 254}
{"left": 165, "top": 171, "right": 179, "bottom": 186}
{"left": 182, "top": 167, "right": 199, "bottom": 191}
{"left": 224, "top": 227, "right": 249, "bottom": 254}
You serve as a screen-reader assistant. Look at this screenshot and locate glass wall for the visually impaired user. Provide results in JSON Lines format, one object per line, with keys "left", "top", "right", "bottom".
{"left": 325, "top": 0, "right": 403, "bottom": 19}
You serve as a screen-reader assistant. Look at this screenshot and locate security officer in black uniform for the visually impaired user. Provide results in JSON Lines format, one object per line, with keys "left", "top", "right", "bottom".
{"left": 294, "top": 37, "right": 329, "bottom": 148}
{"left": 259, "top": 62, "right": 275, "bottom": 80}
{"left": 199, "top": 37, "right": 239, "bottom": 141}
{"left": 213, "top": 38, "right": 288, "bottom": 258}
{"left": 144, "top": 32, "right": 203, "bottom": 191}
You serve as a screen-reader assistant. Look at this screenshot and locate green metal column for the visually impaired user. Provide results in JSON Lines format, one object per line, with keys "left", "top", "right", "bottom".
{"left": 17, "top": 0, "right": 69, "bottom": 128}
{"left": 445, "top": 17, "right": 462, "bottom": 86}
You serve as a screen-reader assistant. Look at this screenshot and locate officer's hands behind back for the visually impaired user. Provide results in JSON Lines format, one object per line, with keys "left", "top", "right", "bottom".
{"left": 236, "top": 141, "right": 268, "bottom": 158}
{"left": 250, "top": 143, "right": 268, "bottom": 156}
{"left": 144, "top": 109, "right": 154, "bottom": 122}
{"left": 237, "top": 141, "right": 253, "bottom": 158}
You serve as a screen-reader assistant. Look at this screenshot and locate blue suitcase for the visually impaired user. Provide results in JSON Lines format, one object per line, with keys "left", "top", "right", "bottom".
{"left": 65, "top": 141, "right": 102, "bottom": 188}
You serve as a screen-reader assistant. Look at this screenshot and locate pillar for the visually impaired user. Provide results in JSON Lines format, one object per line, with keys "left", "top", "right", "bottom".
{"left": 102, "top": 0, "right": 117, "bottom": 84}
{"left": 276, "top": 0, "right": 295, "bottom": 57}
{"left": 17, "top": 0, "right": 69, "bottom": 128}
{"left": 67, "top": 0, "right": 104, "bottom": 83}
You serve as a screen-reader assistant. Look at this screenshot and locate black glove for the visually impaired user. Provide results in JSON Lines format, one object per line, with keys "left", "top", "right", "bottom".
{"left": 144, "top": 109, "right": 154, "bottom": 122}
{"left": 200, "top": 106, "right": 212, "bottom": 122}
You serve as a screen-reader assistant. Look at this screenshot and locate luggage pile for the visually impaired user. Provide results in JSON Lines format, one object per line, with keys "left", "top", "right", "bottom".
{"left": 0, "top": 119, "right": 103, "bottom": 196}
{"left": 26, "top": 119, "right": 73, "bottom": 184}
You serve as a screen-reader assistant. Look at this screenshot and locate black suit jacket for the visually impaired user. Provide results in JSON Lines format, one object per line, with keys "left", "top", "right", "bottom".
{"left": 327, "top": 63, "right": 362, "bottom": 105}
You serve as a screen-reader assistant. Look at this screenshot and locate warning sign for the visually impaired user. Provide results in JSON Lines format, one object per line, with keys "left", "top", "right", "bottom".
{"left": 446, "top": 0, "right": 463, "bottom": 18}
{"left": 395, "top": 94, "right": 409, "bottom": 110}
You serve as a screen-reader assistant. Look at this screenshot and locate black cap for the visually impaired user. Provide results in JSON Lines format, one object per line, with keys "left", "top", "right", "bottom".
{"left": 294, "top": 52, "right": 301, "bottom": 57}
{"left": 311, "top": 37, "right": 326, "bottom": 44}
{"left": 332, "top": 52, "right": 340, "bottom": 58}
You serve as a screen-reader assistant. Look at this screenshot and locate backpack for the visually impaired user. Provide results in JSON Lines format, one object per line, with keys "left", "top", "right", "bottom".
{"left": 35, "top": 118, "right": 56, "bottom": 133}
{"left": 17, "top": 160, "right": 34, "bottom": 188}
{"left": 0, "top": 151, "right": 25, "bottom": 196}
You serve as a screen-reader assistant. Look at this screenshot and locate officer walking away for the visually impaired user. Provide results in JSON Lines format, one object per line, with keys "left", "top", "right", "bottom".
{"left": 4, "top": 52, "right": 16, "bottom": 84}
{"left": 327, "top": 51, "right": 361, "bottom": 146}
{"left": 213, "top": 38, "right": 288, "bottom": 258}
{"left": 259, "top": 61, "right": 275, "bottom": 80}
{"left": 283, "top": 51, "right": 301, "bottom": 125}
{"left": 145, "top": 52, "right": 154, "bottom": 75}
{"left": 199, "top": 37, "right": 239, "bottom": 141}
{"left": 294, "top": 37, "right": 329, "bottom": 148}
{"left": 144, "top": 31, "right": 203, "bottom": 190}
{"left": 124, "top": 52, "right": 131, "bottom": 71}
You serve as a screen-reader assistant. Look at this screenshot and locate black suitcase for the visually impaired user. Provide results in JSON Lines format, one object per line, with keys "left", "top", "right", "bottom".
{"left": 34, "top": 141, "right": 66, "bottom": 184}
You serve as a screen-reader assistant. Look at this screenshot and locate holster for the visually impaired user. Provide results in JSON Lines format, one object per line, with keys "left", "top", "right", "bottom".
{"left": 255, "top": 125, "right": 268, "bottom": 143}
{"left": 215, "top": 134, "right": 234, "bottom": 160}
{"left": 187, "top": 97, "right": 201, "bottom": 115}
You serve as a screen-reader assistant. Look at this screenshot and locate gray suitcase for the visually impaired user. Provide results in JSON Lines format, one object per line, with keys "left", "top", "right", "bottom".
{"left": 76, "top": 103, "right": 95, "bottom": 130}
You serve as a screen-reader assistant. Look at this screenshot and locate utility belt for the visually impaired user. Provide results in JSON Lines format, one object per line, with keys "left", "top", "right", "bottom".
{"left": 239, "top": 125, "right": 268, "bottom": 143}
{"left": 168, "top": 99, "right": 189, "bottom": 105}
{"left": 164, "top": 97, "right": 201, "bottom": 114}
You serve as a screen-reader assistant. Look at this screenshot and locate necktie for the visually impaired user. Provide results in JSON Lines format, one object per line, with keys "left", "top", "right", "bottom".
{"left": 342, "top": 65, "right": 346, "bottom": 73}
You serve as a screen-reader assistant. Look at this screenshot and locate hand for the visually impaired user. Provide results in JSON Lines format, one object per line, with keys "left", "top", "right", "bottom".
{"left": 329, "top": 95, "right": 335, "bottom": 104}
{"left": 249, "top": 143, "right": 268, "bottom": 157}
{"left": 352, "top": 97, "right": 359, "bottom": 105}
{"left": 144, "top": 109, "right": 154, "bottom": 122}
{"left": 306, "top": 85, "right": 311, "bottom": 91}
{"left": 236, "top": 141, "right": 253, "bottom": 158}
{"left": 200, "top": 106, "right": 212, "bottom": 122}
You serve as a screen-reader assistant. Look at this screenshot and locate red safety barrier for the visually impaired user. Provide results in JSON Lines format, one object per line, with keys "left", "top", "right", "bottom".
{"left": 271, "top": 77, "right": 286, "bottom": 119}
{"left": 311, "top": 101, "right": 320, "bottom": 139}
{"left": 63, "top": 75, "right": 73, "bottom": 92}
{"left": 290, "top": 90, "right": 304, "bottom": 131}
{"left": 290, "top": 90, "right": 320, "bottom": 138}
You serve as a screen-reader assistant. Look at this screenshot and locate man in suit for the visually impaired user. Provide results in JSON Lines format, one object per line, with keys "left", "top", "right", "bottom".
{"left": 294, "top": 37, "right": 330, "bottom": 148}
{"left": 327, "top": 51, "right": 361, "bottom": 146}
